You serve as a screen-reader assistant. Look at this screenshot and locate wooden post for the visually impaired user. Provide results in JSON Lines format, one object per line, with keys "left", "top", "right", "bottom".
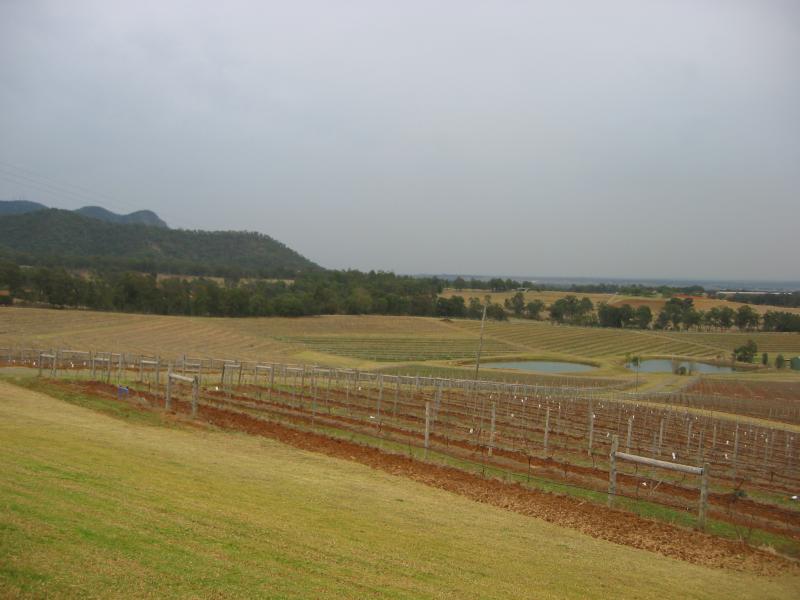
{"left": 711, "top": 422, "right": 717, "bottom": 452}
{"left": 269, "top": 364, "right": 275, "bottom": 402}
{"left": 165, "top": 371, "right": 173, "bottom": 411}
{"left": 658, "top": 418, "right": 664, "bottom": 456}
{"left": 326, "top": 368, "right": 332, "bottom": 413}
{"left": 191, "top": 377, "right": 199, "bottom": 418}
{"left": 698, "top": 429, "right": 705, "bottom": 462}
{"left": 543, "top": 406, "right": 550, "bottom": 458}
{"left": 698, "top": 462, "right": 710, "bottom": 530}
{"left": 733, "top": 422, "right": 740, "bottom": 478}
{"left": 393, "top": 376, "right": 400, "bottom": 419}
{"left": 376, "top": 374, "right": 383, "bottom": 426}
{"left": 424, "top": 402, "right": 431, "bottom": 460}
{"left": 626, "top": 417, "right": 633, "bottom": 453}
{"left": 608, "top": 435, "right": 619, "bottom": 507}
{"left": 588, "top": 410, "right": 595, "bottom": 457}
{"left": 155, "top": 358, "right": 160, "bottom": 397}
{"left": 488, "top": 402, "right": 497, "bottom": 457}
{"left": 311, "top": 370, "right": 317, "bottom": 427}
{"left": 38, "top": 351, "right": 43, "bottom": 377}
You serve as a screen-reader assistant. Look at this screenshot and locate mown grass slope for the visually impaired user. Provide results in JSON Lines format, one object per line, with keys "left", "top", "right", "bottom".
{"left": 2, "top": 380, "right": 798, "bottom": 598}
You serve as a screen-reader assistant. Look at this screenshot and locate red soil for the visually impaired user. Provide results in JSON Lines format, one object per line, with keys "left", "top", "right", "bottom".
{"left": 47, "top": 378, "right": 800, "bottom": 576}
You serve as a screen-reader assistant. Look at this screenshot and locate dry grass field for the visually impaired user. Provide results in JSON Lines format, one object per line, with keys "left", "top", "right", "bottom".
{"left": 441, "top": 288, "right": 800, "bottom": 316}
{"left": 2, "top": 307, "right": 800, "bottom": 372}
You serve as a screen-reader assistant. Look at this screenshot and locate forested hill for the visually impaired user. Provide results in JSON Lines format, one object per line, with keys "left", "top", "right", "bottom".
{"left": 74, "top": 206, "right": 168, "bottom": 228}
{"left": 0, "top": 199, "right": 168, "bottom": 228}
{"left": 0, "top": 209, "right": 320, "bottom": 278}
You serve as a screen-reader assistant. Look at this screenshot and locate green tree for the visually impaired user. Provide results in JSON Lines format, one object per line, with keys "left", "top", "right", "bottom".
{"left": 703, "top": 307, "right": 721, "bottom": 330}
{"left": 735, "top": 305, "right": 759, "bottom": 331}
{"left": 733, "top": 339, "right": 758, "bottom": 363}
{"left": 346, "top": 287, "right": 373, "bottom": 314}
{"left": 0, "top": 259, "right": 22, "bottom": 293}
{"left": 466, "top": 297, "right": 484, "bottom": 320}
{"left": 718, "top": 306, "right": 735, "bottom": 329}
{"left": 525, "top": 299, "right": 545, "bottom": 320}
{"left": 485, "top": 303, "right": 507, "bottom": 321}
{"left": 683, "top": 308, "right": 702, "bottom": 330}
{"left": 633, "top": 305, "right": 652, "bottom": 329}
{"left": 505, "top": 292, "right": 525, "bottom": 317}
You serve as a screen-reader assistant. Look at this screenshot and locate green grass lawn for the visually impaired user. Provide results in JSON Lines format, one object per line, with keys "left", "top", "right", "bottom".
{"left": 1, "top": 380, "right": 799, "bottom": 599}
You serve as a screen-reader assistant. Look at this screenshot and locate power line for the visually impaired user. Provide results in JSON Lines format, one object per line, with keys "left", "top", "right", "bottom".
{"left": 0, "top": 161, "right": 178, "bottom": 226}
{"left": 0, "top": 161, "right": 135, "bottom": 214}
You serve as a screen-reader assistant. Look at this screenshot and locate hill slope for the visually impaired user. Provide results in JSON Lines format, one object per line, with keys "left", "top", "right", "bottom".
{"left": 1, "top": 380, "right": 795, "bottom": 598}
{"left": 0, "top": 200, "right": 48, "bottom": 216}
{"left": 0, "top": 200, "right": 168, "bottom": 228}
{"left": 0, "top": 209, "right": 319, "bottom": 277}
{"left": 74, "top": 205, "right": 168, "bottom": 228}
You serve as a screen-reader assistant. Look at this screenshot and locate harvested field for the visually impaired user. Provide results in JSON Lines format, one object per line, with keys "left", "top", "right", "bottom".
{"left": 440, "top": 289, "right": 800, "bottom": 317}
{"left": 4, "top": 307, "right": 800, "bottom": 369}
{"left": 449, "top": 319, "right": 725, "bottom": 358}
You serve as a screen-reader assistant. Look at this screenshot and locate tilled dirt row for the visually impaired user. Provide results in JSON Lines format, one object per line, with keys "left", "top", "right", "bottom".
{"left": 206, "top": 386, "right": 800, "bottom": 535}
{"left": 54, "top": 379, "right": 798, "bottom": 575}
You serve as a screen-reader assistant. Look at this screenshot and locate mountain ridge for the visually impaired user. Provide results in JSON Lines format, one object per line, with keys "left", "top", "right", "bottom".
{"left": 0, "top": 208, "right": 320, "bottom": 278}
{"left": 0, "top": 200, "right": 168, "bottom": 228}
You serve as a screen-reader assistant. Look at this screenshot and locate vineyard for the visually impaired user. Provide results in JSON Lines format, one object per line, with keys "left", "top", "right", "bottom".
{"left": 5, "top": 345, "right": 799, "bottom": 554}
{"left": 4, "top": 308, "right": 800, "bottom": 370}
{"left": 451, "top": 319, "right": 730, "bottom": 358}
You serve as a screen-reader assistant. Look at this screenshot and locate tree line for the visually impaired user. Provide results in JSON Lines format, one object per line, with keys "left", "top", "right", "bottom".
{"left": 450, "top": 276, "right": 707, "bottom": 297}
{"left": 725, "top": 292, "right": 800, "bottom": 309}
{"left": 0, "top": 262, "right": 454, "bottom": 317}
{"left": 2, "top": 262, "right": 799, "bottom": 332}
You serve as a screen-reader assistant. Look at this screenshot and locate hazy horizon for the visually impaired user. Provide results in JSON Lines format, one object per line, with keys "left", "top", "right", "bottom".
{"left": 2, "top": 1, "right": 798, "bottom": 281}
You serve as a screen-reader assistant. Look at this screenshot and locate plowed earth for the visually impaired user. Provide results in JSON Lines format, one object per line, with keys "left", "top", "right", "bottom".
{"left": 51, "top": 379, "right": 798, "bottom": 575}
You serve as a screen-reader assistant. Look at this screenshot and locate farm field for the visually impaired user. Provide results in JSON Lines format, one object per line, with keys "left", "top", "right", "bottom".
{"left": 4, "top": 354, "right": 800, "bottom": 549}
{"left": 4, "top": 307, "right": 800, "bottom": 370}
{"left": 441, "top": 288, "right": 800, "bottom": 316}
{"left": 2, "top": 379, "right": 799, "bottom": 598}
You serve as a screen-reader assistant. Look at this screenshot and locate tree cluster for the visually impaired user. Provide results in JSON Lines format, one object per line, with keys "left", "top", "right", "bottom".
{"left": 597, "top": 303, "right": 652, "bottom": 329}
{"left": 728, "top": 292, "right": 800, "bottom": 309}
{"left": 0, "top": 262, "right": 446, "bottom": 318}
{"left": 548, "top": 295, "right": 595, "bottom": 325}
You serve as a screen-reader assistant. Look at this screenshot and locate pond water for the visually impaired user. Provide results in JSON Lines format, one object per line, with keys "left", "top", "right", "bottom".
{"left": 482, "top": 360, "right": 595, "bottom": 373}
{"left": 627, "top": 359, "right": 734, "bottom": 374}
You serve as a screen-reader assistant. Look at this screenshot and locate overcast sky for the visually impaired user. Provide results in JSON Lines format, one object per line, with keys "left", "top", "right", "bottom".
{"left": 1, "top": 1, "right": 798, "bottom": 281}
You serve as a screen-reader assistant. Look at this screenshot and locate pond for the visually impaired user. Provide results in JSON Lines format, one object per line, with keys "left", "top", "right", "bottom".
{"left": 627, "top": 359, "right": 734, "bottom": 374}
{"left": 481, "top": 360, "right": 596, "bottom": 373}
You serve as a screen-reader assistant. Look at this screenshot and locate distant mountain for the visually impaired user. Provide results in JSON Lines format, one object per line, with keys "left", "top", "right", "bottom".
{"left": 0, "top": 200, "right": 48, "bottom": 216}
{"left": 0, "top": 209, "right": 320, "bottom": 278}
{"left": 74, "top": 206, "right": 168, "bottom": 228}
{"left": 0, "top": 200, "right": 168, "bottom": 228}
